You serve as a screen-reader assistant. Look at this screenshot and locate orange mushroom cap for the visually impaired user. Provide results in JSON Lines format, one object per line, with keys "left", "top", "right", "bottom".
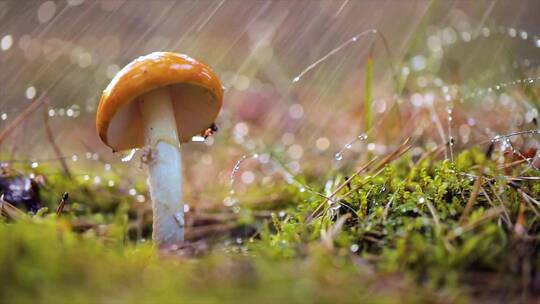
{"left": 96, "top": 52, "right": 223, "bottom": 152}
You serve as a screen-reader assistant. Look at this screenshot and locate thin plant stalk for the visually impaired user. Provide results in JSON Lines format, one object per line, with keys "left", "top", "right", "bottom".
{"left": 364, "top": 44, "right": 374, "bottom": 133}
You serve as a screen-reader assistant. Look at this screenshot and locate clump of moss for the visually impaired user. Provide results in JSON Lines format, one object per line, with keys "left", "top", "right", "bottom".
{"left": 0, "top": 147, "right": 539, "bottom": 302}
{"left": 253, "top": 147, "right": 540, "bottom": 298}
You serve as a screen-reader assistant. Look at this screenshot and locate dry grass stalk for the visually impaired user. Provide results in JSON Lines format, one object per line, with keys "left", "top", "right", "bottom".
{"left": 185, "top": 222, "right": 239, "bottom": 241}
{"left": 0, "top": 195, "right": 25, "bottom": 220}
{"left": 447, "top": 207, "right": 504, "bottom": 242}
{"left": 56, "top": 192, "right": 69, "bottom": 216}
{"left": 459, "top": 143, "right": 494, "bottom": 225}
{"left": 321, "top": 213, "right": 351, "bottom": 250}
{"left": 43, "top": 102, "right": 72, "bottom": 179}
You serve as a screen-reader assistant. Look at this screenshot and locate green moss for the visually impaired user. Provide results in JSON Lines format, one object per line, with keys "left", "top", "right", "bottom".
{"left": 1, "top": 148, "right": 538, "bottom": 302}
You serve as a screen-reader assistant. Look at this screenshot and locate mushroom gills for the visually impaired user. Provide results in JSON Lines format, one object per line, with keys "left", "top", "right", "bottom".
{"left": 139, "top": 87, "right": 184, "bottom": 244}
{"left": 107, "top": 83, "right": 219, "bottom": 151}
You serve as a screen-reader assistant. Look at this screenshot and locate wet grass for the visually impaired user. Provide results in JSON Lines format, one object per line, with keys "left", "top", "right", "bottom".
{"left": 1, "top": 146, "right": 539, "bottom": 303}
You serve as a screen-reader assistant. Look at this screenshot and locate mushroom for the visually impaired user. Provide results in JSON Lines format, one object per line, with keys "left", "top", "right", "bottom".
{"left": 96, "top": 52, "right": 223, "bottom": 244}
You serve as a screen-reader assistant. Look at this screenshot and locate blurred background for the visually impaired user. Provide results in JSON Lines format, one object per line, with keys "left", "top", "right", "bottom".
{"left": 0, "top": 0, "right": 539, "bottom": 209}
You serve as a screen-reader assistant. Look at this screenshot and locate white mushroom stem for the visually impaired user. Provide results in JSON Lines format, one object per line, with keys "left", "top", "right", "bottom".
{"left": 138, "top": 87, "right": 184, "bottom": 244}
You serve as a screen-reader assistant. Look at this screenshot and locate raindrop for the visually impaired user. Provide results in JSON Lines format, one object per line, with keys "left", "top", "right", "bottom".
{"left": 315, "top": 137, "right": 330, "bottom": 151}
{"left": 67, "top": 0, "right": 85, "bottom": 6}
{"left": 191, "top": 135, "right": 205, "bottom": 142}
{"left": 1, "top": 35, "right": 12, "bottom": 51}
{"left": 120, "top": 149, "right": 137, "bottom": 162}
{"left": 25, "top": 86, "right": 36, "bottom": 99}
{"left": 410, "top": 55, "right": 426, "bottom": 71}
{"left": 334, "top": 134, "right": 368, "bottom": 161}
{"left": 241, "top": 171, "right": 255, "bottom": 184}
{"left": 223, "top": 196, "right": 236, "bottom": 207}
{"left": 491, "top": 135, "right": 501, "bottom": 142}
{"left": 38, "top": 1, "right": 57, "bottom": 23}
{"left": 106, "top": 64, "right": 120, "bottom": 79}
{"left": 287, "top": 144, "right": 304, "bottom": 159}
{"left": 174, "top": 213, "right": 184, "bottom": 226}
{"left": 288, "top": 104, "right": 304, "bottom": 119}
{"left": 461, "top": 32, "right": 472, "bottom": 42}
{"left": 78, "top": 52, "right": 93, "bottom": 68}
{"left": 230, "top": 155, "right": 248, "bottom": 183}
{"left": 329, "top": 201, "right": 341, "bottom": 211}
{"left": 281, "top": 132, "right": 295, "bottom": 145}
{"left": 401, "top": 66, "right": 410, "bottom": 77}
